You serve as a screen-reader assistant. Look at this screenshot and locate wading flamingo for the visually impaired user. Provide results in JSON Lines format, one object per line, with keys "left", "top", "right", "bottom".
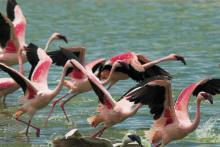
{"left": 0, "top": 43, "right": 76, "bottom": 137}
{"left": 64, "top": 59, "right": 143, "bottom": 138}
{"left": 0, "top": 32, "right": 68, "bottom": 102}
{"left": 125, "top": 76, "right": 220, "bottom": 146}
{"left": 99, "top": 52, "right": 186, "bottom": 89}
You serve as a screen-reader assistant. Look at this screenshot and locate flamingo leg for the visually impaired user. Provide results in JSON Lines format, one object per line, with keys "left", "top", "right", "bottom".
{"left": 44, "top": 92, "right": 72, "bottom": 126}
{"left": 91, "top": 126, "right": 107, "bottom": 138}
{"left": 15, "top": 118, "right": 40, "bottom": 137}
{"left": 60, "top": 92, "right": 79, "bottom": 122}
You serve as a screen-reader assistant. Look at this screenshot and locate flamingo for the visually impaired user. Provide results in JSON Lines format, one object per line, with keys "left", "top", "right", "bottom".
{"left": 0, "top": 43, "right": 76, "bottom": 137}
{"left": 45, "top": 57, "right": 106, "bottom": 124}
{"left": 124, "top": 76, "right": 220, "bottom": 146}
{"left": 47, "top": 53, "right": 186, "bottom": 123}
{"left": 64, "top": 59, "right": 143, "bottom": 138}
{"left": 0, "top": 0, "right": 68, "bottom": 65}
{"left": 0, "top": 32, "right": 68, "bottom": 102}
{"left": 0, "top": 0, "right": 26, "bottom": 65}
{"left": 99, "top": 52, "right": 186, "bottom": 89}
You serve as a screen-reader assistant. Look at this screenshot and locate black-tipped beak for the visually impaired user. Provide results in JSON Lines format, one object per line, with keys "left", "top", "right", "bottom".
{"left": 57, "top": 34, "right": 68, "bottom": 43}
{"left": 207, "top": 95, "right": 213, "bottom": 104}
{"left": 175, "top": 55, "right": 186, "bottom": 65}
{"left": 128, "top": 134, "right": 143, "bottom": 147}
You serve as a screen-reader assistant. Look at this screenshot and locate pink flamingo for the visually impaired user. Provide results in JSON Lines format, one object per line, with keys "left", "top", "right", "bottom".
{"left": 45, "top": 57, "right": 106, "bottom": 124}
{"left": 0, "top": 43, "right": 76, "bottom": 137}
{"left": 99, "top": 52, "right": 186, "bottom": 89}
{"left": 0, "top": 33, "right": 68, "bottom": 102}
{"left": 48, "top": 53, "right": 186, "bottom": 123}
{"left": 0, "top": 0, "right": 26, "bottom": 65}
{"left": 125, "top": 76, "right": 220, "bottom": 146}
{"left": 65, "top": 59, "right": 143, "bottom": 138}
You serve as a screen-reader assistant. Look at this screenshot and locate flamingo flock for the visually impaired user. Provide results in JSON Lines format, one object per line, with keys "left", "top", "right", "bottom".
{"left": 0, "top": 0, "right": 220, "bottom": 147}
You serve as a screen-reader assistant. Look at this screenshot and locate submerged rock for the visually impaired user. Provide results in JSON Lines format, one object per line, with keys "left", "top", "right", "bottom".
{"left": 53, "top": 129, "right": 143, "bottom": 147}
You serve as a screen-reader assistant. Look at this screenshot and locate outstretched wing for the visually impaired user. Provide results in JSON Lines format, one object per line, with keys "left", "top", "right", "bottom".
{"left": 0, "top": 12, "right": 19, "bottom": 53}
{"left": 0, "top": 63, "right": 37, "bottom": 99}
{"left": 175, "top": 78, "right": 220, "bottom": 118}
{"left": 7, "top": 0, "right": 26, "bottom": 46}
{"left": 47, "top": 46, "right": 85, "bottom": 66}
{"left": 70, "top": 59, "right": 116, "bottom": 109}
{"left": 26, "top": 43, "right": 52, "bottom": 89}
{"left": 125, "top": 76, "right": 173, "bottom": 120}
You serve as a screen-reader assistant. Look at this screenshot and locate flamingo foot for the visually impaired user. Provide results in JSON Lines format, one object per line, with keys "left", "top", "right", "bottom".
{"left": 60, "top": 103, "right": 70, "bottom": 122}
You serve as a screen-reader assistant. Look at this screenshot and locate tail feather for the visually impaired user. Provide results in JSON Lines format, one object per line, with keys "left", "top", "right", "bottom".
{"left": 87, "top": 115, "right": 102, "bottom": 127}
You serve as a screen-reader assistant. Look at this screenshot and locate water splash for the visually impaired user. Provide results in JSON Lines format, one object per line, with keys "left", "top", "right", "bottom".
{"left": 195, "top": 117, "right": 220, "bottom": 143}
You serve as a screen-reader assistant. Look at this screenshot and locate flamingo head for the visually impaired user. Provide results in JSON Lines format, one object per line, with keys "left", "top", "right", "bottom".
{"left": 168, "top": 54, "right": 186, "bottom": 65}
{"left": 51, "top": 32, "right": 68, "bottom": 43}
{"left": 121, "top": 133, "right": 143, "bottom": 147}
{"left": 198, "top": 92, "right": 213, "bottom": 104}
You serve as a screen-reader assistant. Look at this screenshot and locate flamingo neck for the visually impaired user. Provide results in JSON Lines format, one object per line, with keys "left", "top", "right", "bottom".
{"left": 18, "top": 50, "right": 24, "bottom": 75}
{"left": 50, "top": 67, "right": 67, "bottom": 98}
{"left": 143, "top": 56, "right": 173, "bottom": 69}
{"left": 44, "top": 35, "right": 56, "bottom": 51}
{"left": 186, "top": 98, "right": 201, "bottom": 132}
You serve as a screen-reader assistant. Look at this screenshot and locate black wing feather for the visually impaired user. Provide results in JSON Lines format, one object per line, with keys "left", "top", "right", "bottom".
{"left": 143, "top": 65, "right": 172, "bottom": 79}
{"left": 47, "top": 47, "right": 79, "bottom": 66}
{"left": 0, "top": 63, "right": 27, "bottom": 93}
{"left": 88, "top": 79, "right": 105, "bottom": 104}
{"left": 124, "top": 76, "right": 169, "bottom": 120}
{"left": 7, "top": 0, "right": 17, "bottom": 21}
{"left": 193, "top": 79, "right": 220, "bottom": 96}
{"left": 0, "top": 13, "right": 11, "bottom": 48}
{"left": 26, "top": 43, "right": 39, "bottom": 79}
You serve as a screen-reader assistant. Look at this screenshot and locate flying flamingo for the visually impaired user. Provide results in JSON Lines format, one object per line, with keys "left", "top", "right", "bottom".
{"left": 125, "top": 76, "right": 220, "bottom": 146}
{"left": 48, "top": 53, "right": 186, "bottom": 122}
{"left": 99, "top": 52, "right": 186, "bottom": 89}
{"left": 0, "top": 43, "right": 76, "bottom": 137}
{"left": 101, "top": 54, "right": 186, "bottom": 89}
{"left": 0, "top": 32, "right": 68, "bottom": 102}
{"left": 64, "top": 59, "right": 143, "bottom": 138}
{"left": 45, "top": 57, "right": 106, "bottom": 124}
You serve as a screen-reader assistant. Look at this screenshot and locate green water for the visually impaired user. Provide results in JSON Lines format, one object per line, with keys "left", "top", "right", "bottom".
{"left": 1, "top": 0, "right": 220, "bottom": 146}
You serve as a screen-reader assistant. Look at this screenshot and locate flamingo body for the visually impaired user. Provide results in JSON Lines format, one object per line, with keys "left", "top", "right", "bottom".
{"left": 126, "top": 77, "right": 220, "bottom": 146}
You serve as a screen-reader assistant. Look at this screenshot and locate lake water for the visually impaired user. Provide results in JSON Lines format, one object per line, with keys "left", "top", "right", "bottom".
{"left": 1, "top": 0, "right": 220, "bottom": 146}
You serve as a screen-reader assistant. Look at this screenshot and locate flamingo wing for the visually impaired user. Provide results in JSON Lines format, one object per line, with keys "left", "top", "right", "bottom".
{"left": 175, "top": 78, "right": 220, "bottom": 112}
{"left": 0, "top": 12, "right": 19, "bottom": 53}
{"left": 137, "top": 55, "right": 172, "bottom": 79}
{"left": 47, "top": 46, "right": 85, "bottom": 66}
{"left": 85, "top": 58, "right": 106, "bottom": 74}
{"left": 0, "top": 63, "right": 37, "bottom": 99}
{"left": 70, "top": 59, "right": 116, "bottom": 109}
{"left": 125, "top": 76, "right": 173, "bottom": 120}
{"left": 7, "top": 0, "right": 26, "bottom": 47}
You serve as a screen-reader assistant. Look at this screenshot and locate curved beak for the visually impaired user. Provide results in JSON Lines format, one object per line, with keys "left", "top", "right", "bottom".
{"left": 175, "top": 55, "right": 186, "bottom": 65}
{"left": 207, "top": 95, "right": 213, "bottom": 104}
{"left": 128, "top": 134, "right": 143, "bottom": 147}
{"left": 57, "top": 34, "right": 68, "bottom": 43}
